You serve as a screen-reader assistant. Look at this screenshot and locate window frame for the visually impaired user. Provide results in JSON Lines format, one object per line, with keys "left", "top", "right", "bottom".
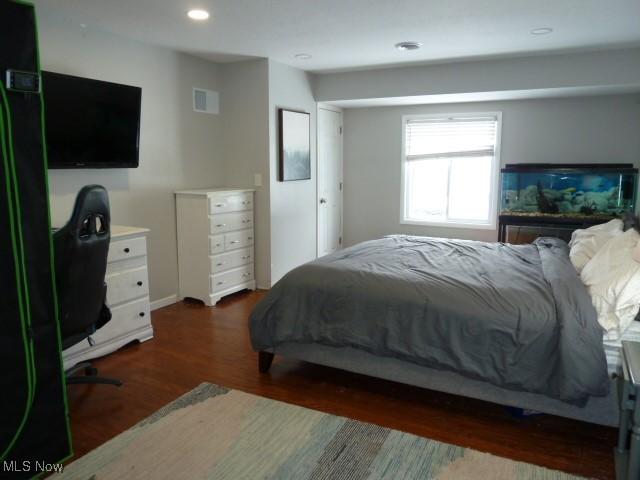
{"left": 400, "top": 112, "right": 502, "bottom": 230}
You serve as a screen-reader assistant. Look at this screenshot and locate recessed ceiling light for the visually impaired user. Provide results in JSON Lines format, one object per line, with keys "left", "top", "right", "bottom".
{"left": 294, "top": 53, "right": 312, "bottom": 60}
{"left": 187, "top": 9, "right": 210, "bottom": 21}
{"left": 530, "top": 27, "right": 553, "bottom": 35}
{"left": 395, "top": 41, "right": 422, "bottom": 51}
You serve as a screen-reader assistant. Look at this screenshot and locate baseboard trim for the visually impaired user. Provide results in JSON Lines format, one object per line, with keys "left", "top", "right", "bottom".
{"left": 151, "top": 294, "right": 178, "bottom": 311}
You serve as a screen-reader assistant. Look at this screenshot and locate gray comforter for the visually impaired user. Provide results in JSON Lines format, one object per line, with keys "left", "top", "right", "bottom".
{"left": 250, "top": 235, "right": 609, "bottom": 404}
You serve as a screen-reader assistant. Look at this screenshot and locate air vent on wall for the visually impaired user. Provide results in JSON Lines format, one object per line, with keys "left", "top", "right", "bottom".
{"left": 193, "top": 87, "right": 219, "bottom": 114}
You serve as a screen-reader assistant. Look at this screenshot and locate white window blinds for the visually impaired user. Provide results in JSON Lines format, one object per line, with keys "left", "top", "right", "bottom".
{"left": 405, "top": 116, "right": 498, "bottom": 160}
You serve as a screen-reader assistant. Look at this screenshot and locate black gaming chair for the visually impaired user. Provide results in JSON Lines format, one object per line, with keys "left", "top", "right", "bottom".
{"left": 54, "top": 185, "right": 121, "bottom": 386}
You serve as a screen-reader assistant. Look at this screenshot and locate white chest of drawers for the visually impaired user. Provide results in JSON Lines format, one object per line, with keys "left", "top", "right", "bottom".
{"left": 176, "top": 188, "right": 256, "bottom": 306}
{"left": 62, "top": 225, "right": 154, "bottom": 369}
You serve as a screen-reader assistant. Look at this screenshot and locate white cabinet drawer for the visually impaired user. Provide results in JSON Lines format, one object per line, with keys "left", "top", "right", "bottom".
{"left": 208, "top": 192, "right": 253, "bottom": 214}
{"left": 209, "top": 211, "right": 253, "bottom": 235}
{"left": 106, "top": 266, "right": 149, "bottom": 306}
{"left": 106, "top": 255, "right": 146, "bottom": 276}
{"left": 87, "top": 298, "right": 150, "bottom": 346}
{"left": 209, "top": 235, "right": 224, "bottom": 254}
{"left": 210, "top": 247, "right": 253, "bottom": 273}
{"left": 176, "top": 190, "right": 256, "bottom": 306}
{"left": 224, "top": 230, "right": 254, "bottom": 251}
{"left": 210, "top": 264, "right": 254, "bottom": 293}
{"left": 108, "top": 236, "right": 147, "bottom": 263}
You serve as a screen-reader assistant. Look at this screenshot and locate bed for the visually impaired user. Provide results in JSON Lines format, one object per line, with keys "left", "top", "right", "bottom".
{"left": 249, "top": 235, "right": 620, "bottom": 426}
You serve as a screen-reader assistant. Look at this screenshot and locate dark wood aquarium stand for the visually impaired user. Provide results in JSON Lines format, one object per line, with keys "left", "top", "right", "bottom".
{"left": 615, "top": 341, "right": 640, "bottom": 480}
{"left": 498, "top": 214, "right": 617, "bottom": 244}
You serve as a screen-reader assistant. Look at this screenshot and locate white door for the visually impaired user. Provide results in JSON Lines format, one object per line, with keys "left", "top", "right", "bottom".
{"left": 317, "top": 107, "right": 343, "bottom": 257}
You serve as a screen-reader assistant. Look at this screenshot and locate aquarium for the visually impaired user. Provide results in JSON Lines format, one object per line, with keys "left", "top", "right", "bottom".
{"left": 500, "top": 164, "right": 638, "bottom": 218}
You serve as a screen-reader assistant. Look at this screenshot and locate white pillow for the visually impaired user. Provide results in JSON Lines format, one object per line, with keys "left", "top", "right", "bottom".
{"left": 569, "top": 219, "right": 624, "bottom": 273}
{"left": 581, "top": 228, "right": 640, "bottom": 336}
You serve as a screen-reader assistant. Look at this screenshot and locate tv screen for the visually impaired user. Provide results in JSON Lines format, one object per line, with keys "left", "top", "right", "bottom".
{"left": 42, "top": 71, "right": 141, "bottom": 168}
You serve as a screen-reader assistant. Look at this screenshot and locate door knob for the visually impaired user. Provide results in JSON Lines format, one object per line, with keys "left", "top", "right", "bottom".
{"left": 319, "top": 198, "right": 327, "bottom": 204}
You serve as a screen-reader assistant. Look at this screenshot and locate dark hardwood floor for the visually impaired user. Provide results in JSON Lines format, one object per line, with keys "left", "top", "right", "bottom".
{"left": 67, "top": 290, "right": 616, "bottom": 479}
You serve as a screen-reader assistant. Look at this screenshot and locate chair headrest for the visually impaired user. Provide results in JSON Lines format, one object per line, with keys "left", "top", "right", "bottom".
{"left": 68, "top": 185, "right": 110, "bottom": 237}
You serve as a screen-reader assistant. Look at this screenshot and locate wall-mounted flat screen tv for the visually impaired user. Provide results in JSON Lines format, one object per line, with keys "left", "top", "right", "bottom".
{"left": 42, "top": 71, "right": 142, "bottom": 168}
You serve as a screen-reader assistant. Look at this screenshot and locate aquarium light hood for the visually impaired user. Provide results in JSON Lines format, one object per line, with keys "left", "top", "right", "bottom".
{"left": 502, "top": 163, "right": 637, "bottom": 173}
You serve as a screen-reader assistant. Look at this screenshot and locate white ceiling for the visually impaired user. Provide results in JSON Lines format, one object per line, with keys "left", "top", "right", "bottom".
{"left": 34, "top": 0, "right": 640, "bottom": 73}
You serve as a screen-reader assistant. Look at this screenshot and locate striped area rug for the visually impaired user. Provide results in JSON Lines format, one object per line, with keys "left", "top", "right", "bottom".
{"left": 57, "top": 383, "right": 583, "bottom": 479}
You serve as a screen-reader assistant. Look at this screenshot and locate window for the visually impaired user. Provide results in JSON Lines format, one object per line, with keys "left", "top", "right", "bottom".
{"left": 401, "top": 113, "right": 501, "bottom": 229}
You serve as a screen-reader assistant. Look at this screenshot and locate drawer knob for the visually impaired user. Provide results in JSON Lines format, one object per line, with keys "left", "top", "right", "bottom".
{"left": 216, "top": 203, "right": 224, "bottom": 207}
{"left": 124, "top": 247, "right": 130, "bottom": 253}
{"left": 217, "top": 281, "right": 225, "bottom": 285}
{"left": 216, "top": 224, "right": 226, "bottom": 227}
{"left": 216, "top": 243, "right": 221, "bottom": 247}
{"left": 139, "top": 312, "right": 145, "bottom": 317}
{"left": 137, "top": 281, "right": 143, "bottom": 286}
{"left": 230, "top": 240, "right": 239, "bottom": 244}
{"left": 248, "top": 237, "right": 253, "bottom": 241}
{"left": 216, "top": 262, "right": 224, "bottom": 266}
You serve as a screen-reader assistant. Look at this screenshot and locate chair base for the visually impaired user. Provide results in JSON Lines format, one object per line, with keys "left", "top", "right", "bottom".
{"left": 65, "top": 361, "right": 122, "bottom": 387}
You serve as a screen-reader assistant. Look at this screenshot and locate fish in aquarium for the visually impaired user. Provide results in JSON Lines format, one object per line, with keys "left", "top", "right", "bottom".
{"left": 501, "top": 167, "right": 638, "bottom": 217}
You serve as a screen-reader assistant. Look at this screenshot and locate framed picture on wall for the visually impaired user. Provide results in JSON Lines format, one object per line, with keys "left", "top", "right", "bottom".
{"left": 278, "top": 108, "right": 311, "bottom": 181}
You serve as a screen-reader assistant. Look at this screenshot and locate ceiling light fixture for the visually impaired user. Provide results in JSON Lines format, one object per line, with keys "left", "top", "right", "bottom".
{"left": 395, "top": 41, "right": 422, "bottom": 51}
{"left": 294, "top": 53, "right": 312, "bottom": 60}
{"left": 187, "top": 9, "right": 210, "bottom": 21}
{"left": 530, "top": 27, "right": 553, "bottom": 35}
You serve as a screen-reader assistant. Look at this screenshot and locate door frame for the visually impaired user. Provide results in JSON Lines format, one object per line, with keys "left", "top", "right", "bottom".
{"left": 316, "top": 103, "right": 344, "bottom": 257}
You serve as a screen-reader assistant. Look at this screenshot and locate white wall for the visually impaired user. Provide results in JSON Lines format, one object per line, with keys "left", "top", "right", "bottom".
{"left": 315, "top": 48, "right": 640, "bottom": 103}
{"left": 343, "top": 94, "right": 640, "bottom": 245}
{"left": 38, "top": 13, "right": 224, "bottom": 303}
{"left": 220, "top": 59, "right": 272, "bottom": 288}
{"left": 268, "top": 60, "right": 318, "bottom": 284}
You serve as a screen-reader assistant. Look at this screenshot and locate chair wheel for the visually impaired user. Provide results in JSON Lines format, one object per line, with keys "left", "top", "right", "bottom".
{"left": 85, "top": 366, "right": 98, "bottom": 376}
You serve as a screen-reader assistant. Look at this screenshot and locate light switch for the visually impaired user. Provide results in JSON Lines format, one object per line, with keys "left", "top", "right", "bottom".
{"left": 254, "top": 173, "right": 262, "bottom": 187}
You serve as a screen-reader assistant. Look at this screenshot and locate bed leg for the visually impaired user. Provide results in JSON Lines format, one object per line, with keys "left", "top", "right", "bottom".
{"left": 258, "top": 351, "right": 274, "bottom": 373}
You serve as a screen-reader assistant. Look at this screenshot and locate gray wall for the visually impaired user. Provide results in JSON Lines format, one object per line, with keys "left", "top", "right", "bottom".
{"left": 39, "top": 14, "right": 224, "bottom": 303}
{"left": 268, "top": 61, "right": 318, "bottom": 284}
{"left": 221, "top": 59, "right": 272, "bottom": 288}
{"left": 218, "top": 59, "right": 318, "bottom": 288}
{"left": 343, "top": 95, "right": 640, "bottom": 245}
